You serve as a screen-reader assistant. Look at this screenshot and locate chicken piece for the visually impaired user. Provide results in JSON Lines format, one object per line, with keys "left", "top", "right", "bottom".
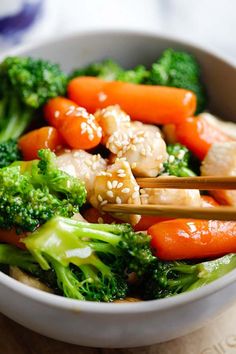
{"left": 201, "top": 142, "right": 236, "bottom": 205}
{"left": 90, "top": 158, "right": 141, "bottom": 225}
{"left": 56, "top": 149, "right": 107, "bottom": 199}
{"left": 199, "top": 113, "right": 236, "bottom": 139}
{"left": 140, "top": 186, "right": 201, "bottom": 207}
{"left": 95, "top": 105, "right": 168, "bottom": 177}
{"left": 10, "top": 267, "right": 53, "bottom": 293}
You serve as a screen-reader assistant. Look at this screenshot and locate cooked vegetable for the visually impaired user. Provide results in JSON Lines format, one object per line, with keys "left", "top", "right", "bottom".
{"left": 0, "top": 138, "right": 22, "bottom": 168}
{"left": 148, "top": 49, "right": 207, "bottom": 114}
{"left": 0, "top": 149, "right": 86, "bottom": 232}
{"left": 149, "top": 219, "right": 236, "bottom": 260}
{"left": 0, "top": 56, "right": 67, "bottom": 142}
{"left": 175, "top": 116, "right": 232, "bottom": 160}
{"left": 70, "top": 59, "right": 149, "bottom": 84}
{"left": 19, "top": 126, "right": 64, "bottom": 160}
{"left": 68, "top": 77, "right": 197, "bottom": 125}
{"left": 24, "top": 217, "right": 155, "bottom": 301}
{"left": 143, "top": 254, "right": 236, "bottom": 299}
{"left": 162, "top": 143, "right": 198, "bottom": 177}
{"left": 44, "top": 97, "right": 102, "bottom": 150}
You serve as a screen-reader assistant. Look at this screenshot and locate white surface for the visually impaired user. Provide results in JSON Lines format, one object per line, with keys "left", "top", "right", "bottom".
{"left": 28, "top": 0, "right": 236, "bottom": 59}
{"left": 0, "top": 0, "right": 235, "bottom": 59}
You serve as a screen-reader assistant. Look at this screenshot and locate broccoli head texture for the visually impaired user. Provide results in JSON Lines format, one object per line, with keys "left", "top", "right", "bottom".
{"left": 148, "top": 49, "right": 207, "bottom": 114}
{"left": 24, "top": 217, "right": 155, "bottom": 301}
{"left": 0, "top": 149, "right": 86, "bottom": 232}
{"left": 143, "top": 254, "right": 236, "bottom": 300}
{"left": 162, "top": 143, "right": 198, "bottom": 177}
{"left": 0, "top": 56, "right": 67, "bottom": 142}
{"left": 0, "top": 138, "right": 22, "bottom": 168}
{"left": 70, "top": 59, "right": 149, "bottom": 84}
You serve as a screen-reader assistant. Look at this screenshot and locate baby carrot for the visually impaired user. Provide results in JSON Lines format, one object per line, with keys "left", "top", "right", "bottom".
{"left": 175, "top": 116, "right": 232, "bottom": 160}
{"left": 67, "top": 77, "right": 197, "bottom": 125}
{"left": 44, "top": 97, "right": 102, "bottom": 150}
{"left": 0, "top": 229, "right": 26, "bottom": 249}
{"left": 19, "top": 126, "right": 64, "bottom": 160}
{"left": 149, "top": 219, "right": 236, "bottom": 260}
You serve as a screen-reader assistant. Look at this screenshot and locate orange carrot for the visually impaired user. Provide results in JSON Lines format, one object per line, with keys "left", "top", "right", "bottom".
{"left": 148, "top": 219, "right": 236, "bottom": 260}
{"left": 0, "top": 229, "right": 26, "bottom": 249}
{"left": 175, "top": 116, "right": 232, "bottom": 160}
{"left": 201, "top": 195, "right": 219, "bottom": 207}
{"left": 67, "top": 77, "right": 197, "bottom": 125}
{"left": 134, "top": 216, "right": 171, "bottom": 232}
{"left": 44, "top": 97, "right": 102, "bottom": 150}
{"left": 19, "top": 126, "right": 64, "bottom": 160}
{"left": 44, "top": 96, "right": 77, "bottom": 128}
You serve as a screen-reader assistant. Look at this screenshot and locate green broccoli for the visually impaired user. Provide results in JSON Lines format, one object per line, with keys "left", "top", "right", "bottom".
{"left": 70, "top": 59, "right": 149, "bottom": 84}
{"left": 0, "top": 56, "right": 67, "bottom": 142}
{"left": 143, "top": 254, "right": 236, "bottom": 300}
{"left": 0, "top": 244, "right": 58, "bottom": 291}
{"left": 0, "top": 149, "right": 86, "bottom": 232}
{"left": 23, "top": 217, "right": 155, "bottom": 301}
{"left": 0, "top": 138, "right": 22, "bottom": 168}
{"left": 162, "top": 143, "right": 198, "bottom": 177}
{"left": 148, "top": 49, "right": 207, "bottom": 113}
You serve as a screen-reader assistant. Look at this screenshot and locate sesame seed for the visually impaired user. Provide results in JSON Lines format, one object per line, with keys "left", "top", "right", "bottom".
{"left": 117, "top": 173, "right": 126, "bottom": 178}
{"left": 117, "top": 182, "right": 123, "bottom": 189}
{"left": 98, "top": 217, "right": 104, "bottom": 224}
{"left": 65, "top": 106, "right": 75, "bottom": 115}
{"left": 107, "top": 181, "right": 112, "bottom": 190}
{"left": 116, "top": 196, "right": 122, "bottom": 204}
{"left": 132, "top": 191, "right": 139, "bottom": 199}
{"left": 112, "top": 180, "right": 118, "bottom": 188}
{"left": 131, "top": 162, "right": 137, "bottom": 169}
{"left": 97, "top": 194, "right": 103, "bottom": 202}
{"left": 100, "top": 200, "right": 108, "bottom": 206}
{"left": 134, "top": 185, "right": 139, "bottom": 192}
{"left": 117, "top": 169, "right": 125, "bottom": 174}
{"left": 121, "top": 188, "right": 130, "bottom": 194}
{"left": 106, "top": 190, "right": 114, "bottom": 198}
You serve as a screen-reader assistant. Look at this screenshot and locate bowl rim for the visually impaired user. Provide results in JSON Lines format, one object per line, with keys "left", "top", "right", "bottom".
{"left": 1, "top": 29, "right": 236, "bottom": 314}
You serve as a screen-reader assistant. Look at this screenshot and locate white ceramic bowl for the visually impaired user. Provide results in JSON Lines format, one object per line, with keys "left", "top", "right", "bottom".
{"left": 0, "top": 30, "right": 236, "bottom": 348}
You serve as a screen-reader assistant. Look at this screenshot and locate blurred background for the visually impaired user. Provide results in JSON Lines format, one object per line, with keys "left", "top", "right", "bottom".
{"left": 0, "top": 0, "right": 235, "bottom": 60}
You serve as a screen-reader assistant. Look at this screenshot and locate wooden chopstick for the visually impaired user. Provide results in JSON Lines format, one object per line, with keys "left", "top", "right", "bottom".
{"left": 136, "top": 176, "right": 236, "bottom": 190}
{"left": 102, "top": 204, "right": 236, "bottom": 221}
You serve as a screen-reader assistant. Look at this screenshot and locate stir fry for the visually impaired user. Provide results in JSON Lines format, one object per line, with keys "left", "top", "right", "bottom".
{"left": 0, "top": 49, "right": 236, "bottom": 302}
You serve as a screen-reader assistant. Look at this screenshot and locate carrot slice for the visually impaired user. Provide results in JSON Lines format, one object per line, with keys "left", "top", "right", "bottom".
{"left": 44, "top": 97, "right": 102, "bottom": 150}
{"left": 19, "top": 126, "right": 64, "bottom": 160}
{"left": 0, "top": 229, "right": 26, "bottom": 249}
{"left": 148, "top": 219, "right": 236, "bottom": 260}
{"left": 68, "top": 77, "right": 197, "bottom": 125}
{"left": 175, "top": 116, "right": 232, "bottom": 160}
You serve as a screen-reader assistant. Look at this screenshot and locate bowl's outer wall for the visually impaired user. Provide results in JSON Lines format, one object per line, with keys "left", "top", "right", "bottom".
{"left": 1, "top": 32, "right": 236, "bottom": 347}
{"left": 19, "top": 32, "right": 236, "bottom": 122}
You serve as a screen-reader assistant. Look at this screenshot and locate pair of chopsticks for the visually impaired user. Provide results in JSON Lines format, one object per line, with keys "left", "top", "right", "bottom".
{"left": 103, "top": 176, "right": 236, "bottom": 221}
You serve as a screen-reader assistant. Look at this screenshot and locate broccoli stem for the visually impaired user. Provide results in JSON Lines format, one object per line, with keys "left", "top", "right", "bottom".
{"left": 188, "top": 254, "right": 236, "bottom": 290}
{"left": 178, "top": 167, "right": 196, "bottom": 177}
{"left": 0, "top": 244, "right": 39, "bottom": 274}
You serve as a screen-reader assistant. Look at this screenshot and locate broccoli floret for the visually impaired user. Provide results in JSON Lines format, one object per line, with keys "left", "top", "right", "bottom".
{"left": 143, "top": 254, "right": 236, "bottom": 300}
{"left": 23, "top": 217, "right": 155, "bottom": 302}
{"left": 148, "top": 49, "right": 207, "bottom": 113}
{"left": 0, "top": 149, "right": 86, "bottom": 232}
{"left": 70, "top": 59, "right": 149, "bottom": 84}
{"left": 0, "top": 56, "right": 67, "bottom": 142}
{"left": 0, "top": 138, "right": 22, "bottom": 168}
{"left": 162, "top": 143, "right": 198, "bottom": 177}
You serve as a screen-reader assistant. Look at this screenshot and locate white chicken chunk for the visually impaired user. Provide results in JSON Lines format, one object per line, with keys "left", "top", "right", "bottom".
{"left": 56, "top": 149, "right": 107, "bottom": 199}
{"left": 199, "top": 113, "right": 236, "bottom": 139}
{"left": 95, "top": 105, "right": 168, "bottom": 177}
{"left": 90, "top": 158, "right": 141, "bottom": 225}
{"left": 140, "top": 187, "right": 202, "bottom": 207}
{"left": 201, "top": 142, "right": 236, "bottom": 205}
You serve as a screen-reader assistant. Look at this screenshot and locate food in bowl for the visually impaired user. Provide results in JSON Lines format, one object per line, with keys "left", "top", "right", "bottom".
{"left": 0, "top": 48, "right": 236, "bottom": 303}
